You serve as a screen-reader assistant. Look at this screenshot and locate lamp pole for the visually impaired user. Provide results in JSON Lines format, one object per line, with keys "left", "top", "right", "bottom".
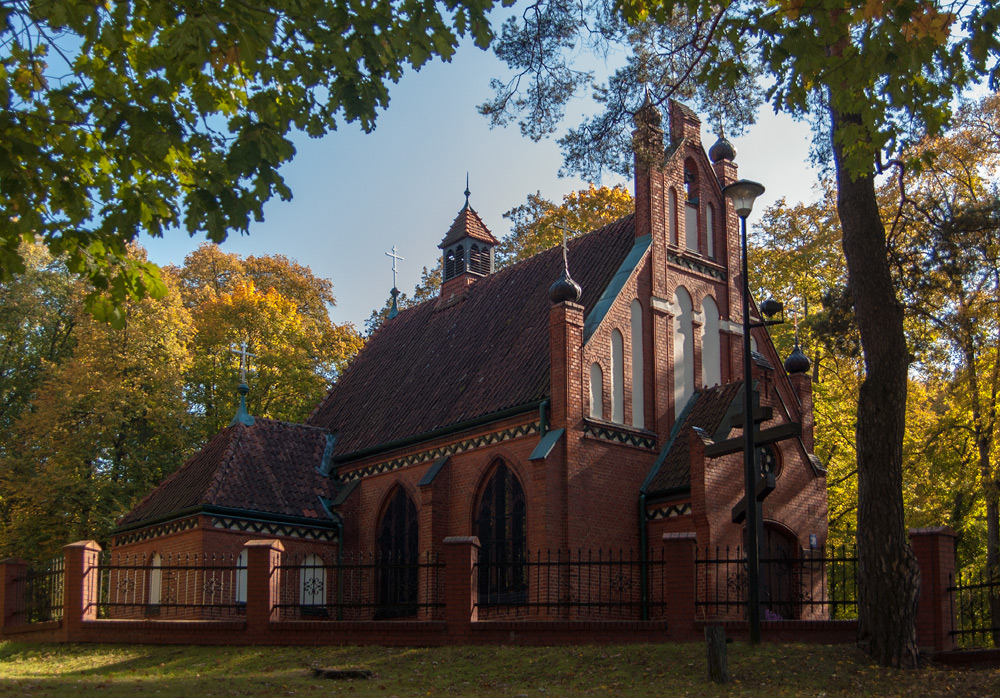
{"left": 723, "top": 179, "right": 766, "bottom": 645}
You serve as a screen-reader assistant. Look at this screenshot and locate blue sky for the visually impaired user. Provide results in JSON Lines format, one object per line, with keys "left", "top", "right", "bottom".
{"left": 143, "top": 37, "right": 821, "bottom": 330}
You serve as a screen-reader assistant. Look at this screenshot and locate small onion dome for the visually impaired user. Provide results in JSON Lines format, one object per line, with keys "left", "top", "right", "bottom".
{"left": 784, "top": 344, "right": 811, "bottom": 374}
{"left": 549, "top": 269, "right": 582, "bottom": 304}
{"left": 709, "top": 135, "right": 736, "bottom": 163}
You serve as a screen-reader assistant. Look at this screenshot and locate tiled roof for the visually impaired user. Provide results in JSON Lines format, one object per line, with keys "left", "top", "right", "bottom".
{"left": 644, "top": 382, "right": 744, "bottom": 495}
{"left": 117, "top": 418, "right": 334, "bottom": 528}
{"left": 438, "top": 205, "right": 500, "bottom": 248}
{"left": 309, "top": 215, "right": 639, "bottom": 458}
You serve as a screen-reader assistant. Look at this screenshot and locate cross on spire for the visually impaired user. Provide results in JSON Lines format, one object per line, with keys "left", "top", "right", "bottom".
{"left": 385, "top": 245, "right": 404, "bottom": 290}
{"left": 230, "top": 342, "right": 257, "bottom": 383}
{"left": 553, "top": 223, "right": 579, "bottom": 273}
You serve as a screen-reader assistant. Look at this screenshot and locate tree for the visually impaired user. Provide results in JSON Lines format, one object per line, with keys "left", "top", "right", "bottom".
{"left": 366, "top": 263, "right": 442, "bottom": 335}
{"left": 498, "top": 184, "right": 634, "bottom": 265}
{"left": 0, "top": 0, "right": 498, "bottom": 321}
{"left": 175, "top": 244, "right": 363, "bottom": 439}
{"left": 485, "top": 0, "right": 999, "bottom": 666}
{"left": 0, "top": 253, "right": 195, "bottom": 562}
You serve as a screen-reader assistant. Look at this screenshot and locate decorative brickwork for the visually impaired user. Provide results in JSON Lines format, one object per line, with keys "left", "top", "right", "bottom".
{"left": 582, "top": 421, "right": 657, "bottom": 449}
{"left": 112, "top": 516, "right": 199, "bottom": 547}
{"left": 210, "top": 517, "right": 338, "bottom": 542}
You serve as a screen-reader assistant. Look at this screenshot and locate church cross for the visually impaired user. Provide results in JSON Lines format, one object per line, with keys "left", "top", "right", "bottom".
{"left": 385, "top": 245, "right": 404, "bottom": 289}
{"left": 230, "top": 342, "right": 257, "bottom": 383}
{"left": 554, "top": 223, "right": 579, "bottom": 272}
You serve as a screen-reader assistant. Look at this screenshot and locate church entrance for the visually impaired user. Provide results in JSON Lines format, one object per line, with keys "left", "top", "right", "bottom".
{"left": 375, "top": 488, "right": 418, "bottom": 619}
{"left": 760, "top": 525, "right": 798, "bottom": 620}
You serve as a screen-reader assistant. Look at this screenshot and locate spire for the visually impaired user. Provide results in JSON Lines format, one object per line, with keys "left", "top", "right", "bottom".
{"left": 229, "top": 382, "right": 256, "bottom": 427}
{"left": 464, "top": 173, "right": 471, "bottom": 209}
{"left": 548, "top": 224, "right": 582, "bottom": 303}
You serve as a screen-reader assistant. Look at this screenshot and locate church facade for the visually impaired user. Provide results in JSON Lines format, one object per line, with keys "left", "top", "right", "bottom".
{"left": 112, "top": 101, "right": 827, "bottom": 619}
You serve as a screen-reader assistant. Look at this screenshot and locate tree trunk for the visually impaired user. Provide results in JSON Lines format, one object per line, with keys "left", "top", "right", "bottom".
{"left": 830, "top": 106, "right": 920, "bottom": 667}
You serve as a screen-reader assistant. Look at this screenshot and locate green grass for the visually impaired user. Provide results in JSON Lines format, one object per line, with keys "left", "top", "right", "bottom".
{"left": 0, "top": 642, "right": 997, "bottom": 697}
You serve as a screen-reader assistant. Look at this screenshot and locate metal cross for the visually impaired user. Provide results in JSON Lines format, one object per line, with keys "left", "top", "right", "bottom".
{"left": 230, "top": 342, "right": 257, "bottom": 383}
{"left": 554, "top": 223, "right": 579, "bottom": 272}
{"left": 385, "top": 245, "right": 404, "bottom": 289}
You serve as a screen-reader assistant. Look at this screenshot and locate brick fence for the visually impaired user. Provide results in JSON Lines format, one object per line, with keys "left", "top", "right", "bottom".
{"left": 0, "top": 528, "right": 957, "bottom": 649}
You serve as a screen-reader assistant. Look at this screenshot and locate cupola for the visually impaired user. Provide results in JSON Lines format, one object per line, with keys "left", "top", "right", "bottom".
{"left": 437, "top": 182, "right": 499, "bottom": 304}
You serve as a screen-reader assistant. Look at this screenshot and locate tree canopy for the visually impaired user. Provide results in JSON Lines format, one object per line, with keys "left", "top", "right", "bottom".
{"left": 0, "top": 0, "right": 498, "bottom": 322}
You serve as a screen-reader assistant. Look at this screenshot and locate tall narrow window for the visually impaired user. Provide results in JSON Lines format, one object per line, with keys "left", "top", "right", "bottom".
{"left": 701, "top": 296, "right": 721, "bottom": 387}
{"left": 685, "top": 203, "right": 698, "bottom": 251}
{"left": 454, "top": 244, "right": 466, "bottom": 275}
{"left": 299, "top": 554, "right": 326, "bottom": 614}
{"left": 235, "top": 549, "right": 247, "bottom": 605}
{"left": 148, "top": 553, "right": 162, "bottom": 611}
{"left": 611, "top": 330, "right": 625, "bottom": 423}
{"left": 668, "top": 188, "right": 678, "bottom": 245}
{"left": 444, "top": 249, "right": 456, "bottom": 280}
{"left": 589, "top": 363, "right": 604, "bottom": 419}
{"left": 673, "top": 287, "right": 694, "bottom": 409}
{"left": 376, "top": 487, "right": 418, "bottom": 618}
{"left": 706, "top": 204, "right": 715, "bottom": 259}
{"left": 476, "top": 462, "right": 527, "bottom": 604}
{"left": 630, "top": 300, "right": 644, "bottom": 429}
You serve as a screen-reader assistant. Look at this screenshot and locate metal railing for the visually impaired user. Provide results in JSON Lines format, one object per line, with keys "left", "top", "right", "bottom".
{"left": 95, "top": 552, "right": 245, "bottom": 619}
{"left": 473, "top": 548, "right": 669, "bottom": 620}
{"left": 273, "top": 551, "right": 444, "bottom": 621}
{"left": 949, "top": 567, "right": 1000, "bottom": 649}
{"left": 10, "top": 557, "right": 64, "bottom": 625}
{"left": 695, "top": 545, "right": 857, "bottom": 621}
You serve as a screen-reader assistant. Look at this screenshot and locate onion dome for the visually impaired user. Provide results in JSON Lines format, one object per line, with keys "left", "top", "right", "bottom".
{"left": 709, "top": 135, "right": 736, "bottom": 163}
{"left": 549, "top": 269, "right": 582, "bottom": 304}
{"left": 784, "top": 344, "right": 811, "bottom": 375}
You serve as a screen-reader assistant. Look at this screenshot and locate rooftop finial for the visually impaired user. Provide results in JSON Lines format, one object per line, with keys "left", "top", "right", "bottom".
{"left": 388, "top": 286, "right": 400, "bottom": 320}
{"left": 385, "top": 245, "right": 404, "bottom": 290}
{"left": 464, "top": 173, "right": 471, "bottom": 208}
{"left": 549, "top": 224, "right": 582, "bottom": 303}
{"left": 228, "top": 342, "right": 257, "bottom": 427}
{"left": 784, "top": 303, "right": 810, "bottom": 374}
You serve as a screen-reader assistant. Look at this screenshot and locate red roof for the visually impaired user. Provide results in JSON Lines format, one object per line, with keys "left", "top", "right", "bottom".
{"left": 309, "top": 215, "right": 638, "bottom": 458}
{"left": 438, "top": 205, "right": 500, "bottom": 248}
{"left": 645, "top": 382, "right": 743, "bottom": 494}
{"left": 117, "top": 417, "right": 335, "bottom": 528}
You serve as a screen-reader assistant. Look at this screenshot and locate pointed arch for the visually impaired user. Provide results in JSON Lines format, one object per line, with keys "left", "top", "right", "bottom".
{"left": 376, "top": 485, "right": 418, "bottom": 618}
{"left": 611, "top": 329, "right": 625, "bottom": 423}
{"left": 668, "top": 188, "right": 678, "bottom": 245}
{"left": 476, "top": 461, "right": 527, "bottom": 603}
{"left": 701, "top": 295, "right": 721, "bottom": 387}
{"left": 673, "top": 287, "right": 694, "bottom": 408}
{"left": 589, "top": 362, "right": 604, "bottom": 420}
{"left": 630, "top": 299, "right": 644, "bottom": 428}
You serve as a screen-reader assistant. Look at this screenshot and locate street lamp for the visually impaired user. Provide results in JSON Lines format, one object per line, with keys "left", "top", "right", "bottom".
{"left": 723, "top": 178, "right": 765, "bottom": 645}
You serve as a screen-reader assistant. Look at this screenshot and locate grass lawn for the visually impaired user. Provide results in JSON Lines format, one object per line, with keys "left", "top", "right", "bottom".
{"left": 1, "top": 641, "right": 998, "bottom": 697}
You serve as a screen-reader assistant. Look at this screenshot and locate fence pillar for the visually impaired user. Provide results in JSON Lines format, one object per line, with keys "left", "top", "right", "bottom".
{"left": 662, "top": 532, "right": 697, "bottom": 639}
{"left": 909, "top": 527, "right": 957, "bottom": 653}
{"left": 0, "top": 558, "right": 29, "bottom": 631}
{"left": 443, "top": 536, "right": 479, "bottom": 637}
{"left": 245, "top": 539, "right": 284, "bottom": 638}
{"left": 61, "top": 540, "right": 102, "bottom": 641}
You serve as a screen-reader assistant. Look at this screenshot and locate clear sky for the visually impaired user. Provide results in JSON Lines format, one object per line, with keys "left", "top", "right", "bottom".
{"left": 143, "top": 36, "right": 822, "bottom": 331}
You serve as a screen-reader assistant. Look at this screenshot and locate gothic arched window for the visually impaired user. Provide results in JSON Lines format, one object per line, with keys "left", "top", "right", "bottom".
{"left": 454, "top": 244, "right": 466, "bottom": 275}
{"left": 476, "top": 462, "right": 527, "bottom": 604}
{"left": 444, "top": 249, "right": 457, "bottom": 280}
{"left": 469, "top": 244, "right": 491, "bottom": 275}
{"left": 376, "top": 487, "right": 418, "bottom": 618}
{"left": 299, "top": 553, "right": 327, "bottom": 615}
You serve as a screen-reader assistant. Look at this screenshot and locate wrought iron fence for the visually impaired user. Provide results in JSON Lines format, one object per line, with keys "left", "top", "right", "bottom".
{"left": 95, "top": 552, "right": 245, "bottom": 619}
{"left": 695, "top": 545, "right": 857, "bottom": 621}
{"left": 10, "top": 557, "right": 64, "bottom": 625}
{"left": 472, "top": 548, "right": 669, "bottom": 620}
{"left": 274, "top": 551, "right": 444, "bottom": 621}
{"left": 948, "top": 567, "right": 1000, "bottom": 649}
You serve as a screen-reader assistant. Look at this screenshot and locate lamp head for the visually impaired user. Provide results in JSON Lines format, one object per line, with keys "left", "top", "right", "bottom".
{"left": 760, "top": 297, "right": 783, "bottom": 319}
{"left": 723, "top": 179, "right": 766, "bottom": 218}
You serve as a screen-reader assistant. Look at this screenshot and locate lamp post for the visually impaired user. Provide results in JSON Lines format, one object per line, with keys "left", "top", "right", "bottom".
{"left": 723, "top": 178, "right": 766, "bottom": 645}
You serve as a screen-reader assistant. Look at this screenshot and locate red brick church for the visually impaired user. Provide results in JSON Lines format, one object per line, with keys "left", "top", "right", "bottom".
{"left": 112, "top": 101, "right": 827, "bottom": 617}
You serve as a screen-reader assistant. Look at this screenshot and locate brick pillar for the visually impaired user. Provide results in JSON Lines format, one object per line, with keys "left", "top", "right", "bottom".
{"left": 245, "top": 539, "right": 284, "bottom": 636}
{"left": 909, "top": 527, "right": 957, "bottom": 653}
{"left": 0, "top": 558, "right": 29, "bottom": 630}
{"left": 548, "top": 301, "right": 585, "bottom": 430}
{"left": 662, "top": 532, "right": 697, "bottom": 640}
{"left": 443, "top": 536, "right": 479, "bottom": 638}
{"left": 62, "top": 540, "right": 102, "bottom": 641}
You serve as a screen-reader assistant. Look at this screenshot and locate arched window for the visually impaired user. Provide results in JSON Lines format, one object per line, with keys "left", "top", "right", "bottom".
{"left": 684, "top": 165, "right": 699, "bottom": 251}
{"left": 444, "top": 249, "right": 456, "bottom": 280}
{"left": 668, "top": 188, "right": 678, "bottom": 245}
{"left": 706, "top": 204, "right": 715, "bottom": 259}
{"left": 469, "top": 244, "right": 491, "bottom": 275}
{"left": 376, "top": 487, "right": 418, "bottom": 618}
{"left": 299, "top": 554, "right": 326, "bottom": 614}
{"left": 673, "top": 287, "right": 695, "bottom": 409}
{"left": 630, "top": 300, "right": 644, "bottom": 429}
{"left": 476, "top": 462, "right": 527, "bottom": 604}
{"left": 454, "top": 244, "right": 466, "bottom": 275}
{"left": 611, "top": 330, "right": 625, "bottom": 423}
{"left": 589, "top": 363, "right": 604, "bottom": 420}
{"left": 148, "top": 553, "right": 162, "bottom": 611}
{"left": 235, "top": 549, "right": 247, "bottom": 605}
{"left": 701, "top": 296, "right": 721, "bottom": 388}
